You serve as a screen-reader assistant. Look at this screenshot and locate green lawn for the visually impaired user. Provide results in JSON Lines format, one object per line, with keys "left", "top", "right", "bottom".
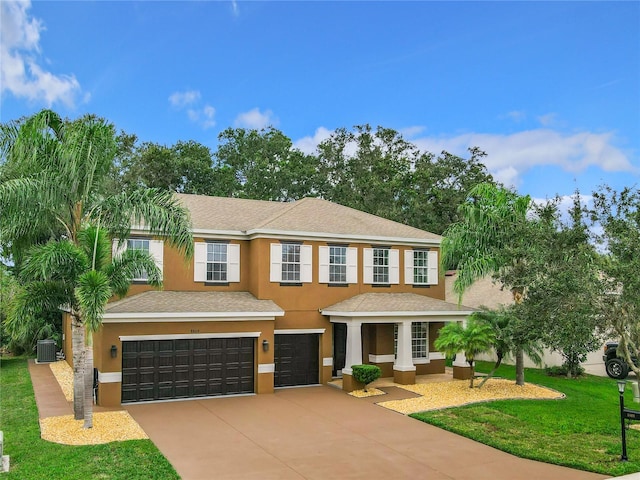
{"left": 0, "top": 357, "right": 179, "bottom": 480}
{"left": 411, "top": 361, "right": 640, "bottom": 477}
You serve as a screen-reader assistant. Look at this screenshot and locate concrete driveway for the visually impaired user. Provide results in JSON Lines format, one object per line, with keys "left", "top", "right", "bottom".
{"left": 125, "top": 385, "right": 607, "bottom": 480}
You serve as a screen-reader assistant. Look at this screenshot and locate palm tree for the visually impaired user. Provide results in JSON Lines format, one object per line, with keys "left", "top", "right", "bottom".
{"left": 470, "top": 307, "right": 542, "bottom": 388}
{"left": 441, "top": 183, "right": 535, "bottom": 386}
{"left": 1, "top": 110, "right": 193, "bottom": 427}
{"left": 434, "top": 319, "right": 495, "bottom": 388}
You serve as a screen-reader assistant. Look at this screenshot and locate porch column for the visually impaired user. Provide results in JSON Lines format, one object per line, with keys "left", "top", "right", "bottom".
{"left": 452, "top": 319, "right": 472, "bottom": 380}
{"left": 341, "top": 320, "right": 363, "bottom": 392}
{"left": 393, "top": 320, "right": 416, "bottom": 385}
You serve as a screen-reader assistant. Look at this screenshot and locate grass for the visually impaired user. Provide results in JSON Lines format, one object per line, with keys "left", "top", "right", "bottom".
{"left": 0, "top": 357, "right": 179, "bottom": 480}
{"left": 411, "top": 361, "right": 640, "bottom": 477}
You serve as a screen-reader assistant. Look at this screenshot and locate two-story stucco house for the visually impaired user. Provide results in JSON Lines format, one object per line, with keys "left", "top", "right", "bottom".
{"left": 62, "top": 194, "right": 474, "bottom": 407}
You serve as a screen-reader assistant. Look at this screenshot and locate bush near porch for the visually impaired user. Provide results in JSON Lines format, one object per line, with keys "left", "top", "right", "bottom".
{"left": 411, "top": 361, "right": 640, "bottom": 477}
{"left": 0, "top": 357, "right": 179, "bottom": 480}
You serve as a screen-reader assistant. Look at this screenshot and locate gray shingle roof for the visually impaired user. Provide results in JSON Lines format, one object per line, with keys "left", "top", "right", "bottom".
{"left": 105, "top": 291, "right": 283, "bottom": 315}
{"left": 175, "top": 193, "right": 440, "bottom": 242}
{"left": 321, "top": 293, "right": 474, "bottom": 315}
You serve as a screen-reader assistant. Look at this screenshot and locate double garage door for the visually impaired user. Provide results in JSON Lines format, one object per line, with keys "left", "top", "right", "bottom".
{"left": 121, "top": 337, "right": 254, "bottom": 403}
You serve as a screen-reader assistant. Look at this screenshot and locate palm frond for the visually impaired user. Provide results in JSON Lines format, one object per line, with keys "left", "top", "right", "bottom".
{"left": 105, "top": 248, "right": 163, "bottom": 297}
{"left": 76, "top": 270, "right": 112, "bottom": 332}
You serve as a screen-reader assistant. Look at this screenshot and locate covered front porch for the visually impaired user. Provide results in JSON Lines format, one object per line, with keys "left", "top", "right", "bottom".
{"left": 321, "top": 293, "right": 474, "bottom": 391}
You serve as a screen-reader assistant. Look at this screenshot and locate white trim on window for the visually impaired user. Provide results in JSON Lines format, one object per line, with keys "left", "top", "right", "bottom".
{"left": 318, "top": 246, "right": 330, "bottom": 283}
{"left": 301, "top": 244, "right": 312, "bottom": 283}
{"left": 404, "top": 250, "right": 414, "bottom": 285}
{"left": 194, "top": 242, "right": 208, "bottom": 282}
{"left": 363, "top": 248, "right": 373, "bottom": 284}
{"left": 427, "top": 250, "right": 438, "bottom": 285}
{"left": 346, "top": 247, "right": 358, "bottom": 284}
{"left": 389, "top": 248, "right": 399, "bottom": 284}
{"left": 149, "top": 240, "right": 164, "bottom": 278}
{"left": 228, "top": 243, "right": 240, "bottom": 282}
{"left": 270, "top": 243, "right": 283, "bottom": 282}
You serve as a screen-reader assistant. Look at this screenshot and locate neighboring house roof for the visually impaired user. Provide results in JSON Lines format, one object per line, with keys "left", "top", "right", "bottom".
{"left": 321, "top": 293, "right": 474, "bottom": 317}
{"left": 175, "top": 193, "right": 441, "bottom": 244}
{"left": 103, "top": 291, "right": 284, "bottom": 320}
{"left": 444, "top": 271, "right": 513, "bottom": 309}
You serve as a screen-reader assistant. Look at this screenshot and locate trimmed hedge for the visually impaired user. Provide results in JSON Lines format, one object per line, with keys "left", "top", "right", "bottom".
{"left": 352, "top": 364, "right": 382, "bottom": 391}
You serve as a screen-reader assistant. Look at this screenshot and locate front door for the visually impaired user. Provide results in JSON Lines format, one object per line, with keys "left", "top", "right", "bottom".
{"left": 332, "top": 323, "right": 346, "bottom": 377}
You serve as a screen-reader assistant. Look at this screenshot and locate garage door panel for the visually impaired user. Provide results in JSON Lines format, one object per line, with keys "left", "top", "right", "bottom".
{"left": 121, "top": 337, "right": 255, "bottom": 403}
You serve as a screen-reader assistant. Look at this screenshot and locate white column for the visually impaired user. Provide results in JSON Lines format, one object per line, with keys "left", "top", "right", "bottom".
{"left": 394, "top": 320, "right": 416, "bottom": 372}
{"left": 342, "top": 321, "right": 363, "bottom": 376}
{"left": 452, "top": 319, "right": 468, "bottom": 367}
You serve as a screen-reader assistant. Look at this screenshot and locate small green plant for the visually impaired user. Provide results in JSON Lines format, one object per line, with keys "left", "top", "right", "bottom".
{"left": 545, "top": 363, "right": 585, "bottom": 378}
{"left": 351, "top": 364, "right": 381, "bottom": 392}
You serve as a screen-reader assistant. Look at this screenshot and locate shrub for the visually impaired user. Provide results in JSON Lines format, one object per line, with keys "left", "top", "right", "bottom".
{"left": 545, "top": 363, "right": 585, "bottom": 378}
{"left": 351, "top": 364, "right": 382, "bottom": 391}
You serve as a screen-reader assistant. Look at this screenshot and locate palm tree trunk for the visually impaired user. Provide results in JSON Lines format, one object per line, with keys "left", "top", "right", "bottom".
{"left": 468, "top": 361, "right": 475, "bottom": 388}
{"left": 478, "top": 352, "right": 503, "bottom": 389}
{"left": 84, "top": 341, "right": 94, "bottom": 429}
{"left": 515, "top": 348, "right": 524, "bottom": 386}
{"left": 71, "top": 312, "right": 85, "bottom": 420}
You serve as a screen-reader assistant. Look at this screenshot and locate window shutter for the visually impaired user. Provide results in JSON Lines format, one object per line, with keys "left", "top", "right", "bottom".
{"left": 112, "top": 239, "right": 126, "bottom": 259}
{"left": 194, "top": 242, "right": 207, "bottom": 282}
{"left": 270, "top": 243, "right": 282, "bottom": 282}
{"left": 427, "top": 250, "right": 438, "bottom": 285}
{"left": 301, "top": 244, "right": 313, "bottom": 283}
{"left": 318, "top": 246, "right": 329, "bottom": 283}
{"left": 404, "top": 250, "right": 414, "bottom": 285}
{"left": 346, "top": 247, "right": 358, "bottom": 284}
{"left": 228, "top": 243, "right": 240, "bottom": 283}
{"left": 389, "top": 249, "right": 400, "bottom": 284}
{"left": 363, "top": 248, "right": 373, "bottom": 284}
{"left": 149, "top": 240, "right": 164, "bottom": 278}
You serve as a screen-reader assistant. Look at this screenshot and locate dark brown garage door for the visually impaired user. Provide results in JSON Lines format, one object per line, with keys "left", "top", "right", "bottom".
{"left": 121, "top": 337, "right": 254, "bottom": 403}
{"left": 274, "top": 334, "right": 319, "bottom": 387}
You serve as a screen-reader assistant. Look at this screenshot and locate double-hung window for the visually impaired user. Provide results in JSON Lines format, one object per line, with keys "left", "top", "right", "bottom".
{"left": 206, "top": 243, "right": 228, "bottom": 282}
{"left": 281, "top": 243, "right": 301, "bottom": 282}
{"left": 363, "top": 247, "right": 399, "bottom": 284}
{"left": 318, "top": 245, "right": 357, "bottom": 284}
{"left": 194, "top": 242, "right": 240, "bottom": 283}
{"left": 394, "top": 322, "right": 429, "bottom": 361}
{"left": 127, "top": 238, "right": 150, "bottom": 281}
{"left": 404, "top": 249, "right": 438, "bottom": 285}
{"left": 112, "top": 238, "right": 164, "bottom": 282}
{"left": 270, "top": 243, "right": 312, "bottom": 284}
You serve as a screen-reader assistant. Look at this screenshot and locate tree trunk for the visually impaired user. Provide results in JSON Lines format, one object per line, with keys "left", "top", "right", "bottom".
{"left": 478, "top": 353, "right": 503, "bottom": 389}
{"left": 71, "top": 312, "right": 85, "bottom": 420}
{"left": 515, "top": 347, "right": 525, "bottom": 386}
{"left": 468, "top": 360, "right": 475, "bottom": 388}
{"left": 84, "top": 342, "right": 94, "bottom": 429}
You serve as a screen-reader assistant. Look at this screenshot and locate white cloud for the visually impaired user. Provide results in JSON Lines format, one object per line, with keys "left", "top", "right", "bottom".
{"left": 1, "top": 0, "right": 82, "bottom": 108}
{"left": 411, "top": 129, "right": 637, "bottom": 188}
{"left": 168, "top": 90, "right": 201, "bottom": 108}
{"left": 234, "top": 108, "right": 277, "bottom": 130}
{"left": 294, "top": 127, "right": 333, "bottom": 154}
{"left": 399, "top": 125, "right": 426, "bottom": 138}
{"left": 169, "top": 90, "right": 214, "bottom": 129}
{"left": 537, "top": 113, "right": 558, "bottom": 127}
{"left": 502, "top": 111, "right": 527, "bottom": 123}
{"left": 231, "top": 0, "right": 239, "bottom": 17}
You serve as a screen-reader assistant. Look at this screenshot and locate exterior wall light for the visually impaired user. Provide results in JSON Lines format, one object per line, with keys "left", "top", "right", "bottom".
{"left": 110, "top": 345, "right": 118, "bottom": 358}
{"left": 262, "top": 339, "right": 269, "bottom": 352}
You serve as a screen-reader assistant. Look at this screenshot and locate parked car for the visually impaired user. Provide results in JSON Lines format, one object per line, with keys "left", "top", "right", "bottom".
{"left": 603, "top": 342, "right": 638, "bottom": 379}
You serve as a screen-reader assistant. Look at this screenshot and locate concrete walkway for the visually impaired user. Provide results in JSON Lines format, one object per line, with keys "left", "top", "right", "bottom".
{"left": 28, "top": 361, "right": 612, "bottom": 479}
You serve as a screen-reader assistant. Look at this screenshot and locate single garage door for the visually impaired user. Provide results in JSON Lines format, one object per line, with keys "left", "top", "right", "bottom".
{"left": 274, "top": 333, "right": 319, "bottom": 387}
{"left": 121, "top": 337, "right": 254, "bottom": 403}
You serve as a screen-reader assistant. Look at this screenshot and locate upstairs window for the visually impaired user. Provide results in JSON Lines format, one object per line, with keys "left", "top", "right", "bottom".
{"left": 404, "top": 249, "right": 438, "bottom": 285}
{"left": 270, "top": 243, "right": 312, "bottom": 283}
{"left": 112, "top": 238, "right": 164, "bottom": 282}
{"left": 319, "top": 245, "right": 358, "bottom": 284}
{"left": 207, "top": 243, "right": 228, "bottom": 282}
{"left": 127, "top": 239, "right": 150, "bottom": 280}
{"left": 363, "top": 247, "right": 399, "bottom": 285}
{"left": 194, "top": 242, "right": 240, "bottom": 283}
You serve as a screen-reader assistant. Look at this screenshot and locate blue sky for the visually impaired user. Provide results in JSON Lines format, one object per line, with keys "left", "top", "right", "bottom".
{"left": 1, "top": 1, "right": 638, "bottom": 203}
